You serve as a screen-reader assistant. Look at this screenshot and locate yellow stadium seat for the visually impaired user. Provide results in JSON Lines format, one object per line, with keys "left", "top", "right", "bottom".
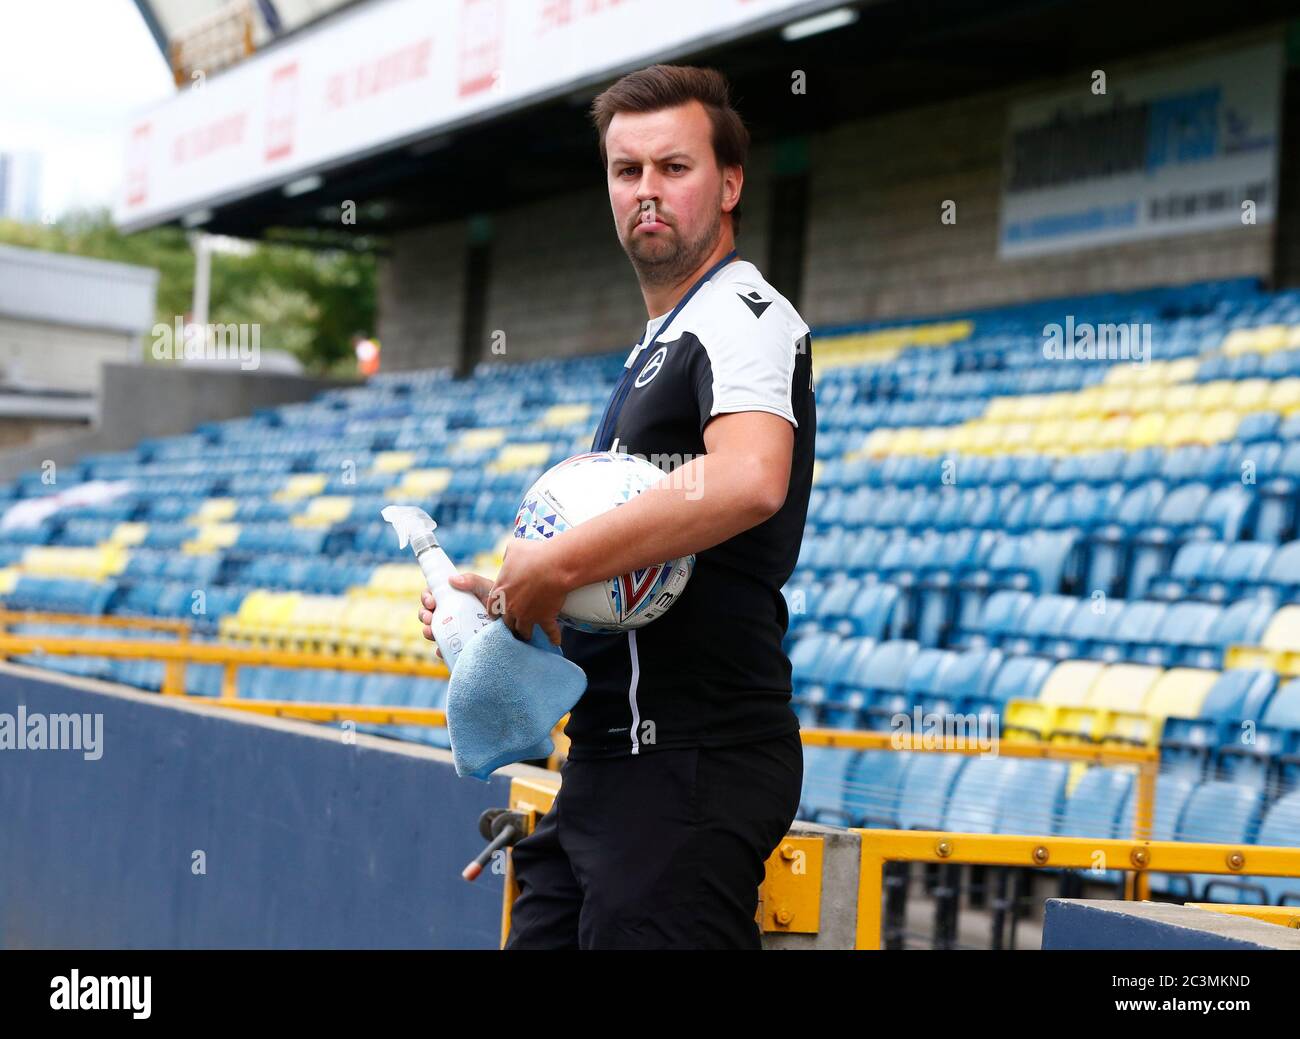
{"left": 189, "top": 522, "right": 240, "bottom": 551}
{"left": 1142, "top": 668, "right": 1219, "bottom": 721}
{"left": 1166, "top": 358, "right": 1199, "bottom": 383}
{"left": 999, "top": 423, "right": 1033, "bottom": 452}
{"left": 1259, "top": 605, "right": 1300, "bottom": 653}
{"left": 457, "top": 427, "right": 507, "bottom": 450}
{"left": 1103, "top": 363, "right": 1146, "bottom": 387}
{"left": 1004, "top": 699, "right": 1057, "bottom": 739}
{"left": 913, "top": 427, "right": 949, "bottom": 455}
{"left": 1048, "top": 705, "right": 1110, "bottom": 742}
{"left": 395, "top": 468, "right": 453, "bottom": 496}
{"left": 1194, "top": 380, "right": 1234, "bottom": 411}
{"left": 1095, "top": 387, "right": 1134, "bottom": 416}
{"left": 891, "top": 428, "right": 926, "bottom": 455}
{"left": 1033, "top": 392, "right": 1070, "bottom": 421}
{"left": 1124, "top": 413, "right": 1166, "bottom": 449}
{"left": 1198, "top": 409, "right": 1239, "bottom": 444}
{"left": 1058, "top": 418, "right": 1101, "bottom": 453}
{"left": 20, "top": 545, "right": 127, "bottom": 579}
{"left": 1030, "top": 420, "right": 1070, "bottom": 452}
{"left": 1102, "top": 710, "right": 1161, "bottom": 746}
{"left": 542, "top": 403, "right": 592, "bottom": 427}
{"left": 1161, "top": 383, "right": 1199, "bottom": 414}
{"left": 1095, "top": 416, "right": 1132, "bottom": 450}
{"left": 367, "top": 563, "right": 426, "bottom": 597}
{"left": 275, "top": 474, "right": 328, "bottom": 501}
{"left": 1221, "top": 329, "right": 1255, "bottom": 355}
{"left": 1085, "top": 664, "right": 1163, "bottom": 711}
{"left": 1229, "top": 379, "right": 1270, "bottom": 412}
{"left": 1011, "top": 395, "right": 1050, "bottom": 421}
{"left": 109, "top": 522, "right": 149, "bottom": 546}
{"left": 1253, "top": 325, "right": 1290, "bottom": 352}
{"left": 985, "top": 397, "right": 1019, "bottom": 422}
{"left": 1066, "top": 387, "right": 1106, "bottom": 419}
{"left": 194, "top": 497, "right": 237, "bottom": 521}
{"left": 1160, "top": 412, "right": 1202, "bottom": 447}
{"left": 956, "top": 424, "right": 990, "bottom": 454}
{"left": 1039, "top": 661, "right": 1105, "bottom": 707}
{"left": 492, "top": 442, "right": 553, "bottom": 472}
{"left": 945, "top": 424, "right": 977, "bottom": 453}
{"left": 1266, "top": 378, "right": 1300, "bottom": 413}
{"left": 863, "top": 429, "right": 896, "bottom": 456}
{"left": 372, "top": 451, "right": 417, "bottom": 473}
{"left": 1129, "top": 386, "right": 1165, "bottom": 415}
{"left": 292, "top": 496, "right": 354, "bottom": 528}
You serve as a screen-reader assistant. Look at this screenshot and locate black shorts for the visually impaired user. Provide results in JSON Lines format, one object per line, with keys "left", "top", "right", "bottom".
{"left": 504, "top": 730, "right": 804, "bottom": 950}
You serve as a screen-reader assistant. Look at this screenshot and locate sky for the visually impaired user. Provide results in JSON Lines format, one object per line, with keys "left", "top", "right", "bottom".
{"left": 0, "top": 0, "right": 173, "bottom": 219}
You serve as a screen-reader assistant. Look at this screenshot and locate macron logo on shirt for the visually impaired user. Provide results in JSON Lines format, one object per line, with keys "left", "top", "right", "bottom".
{"left": 737, "top": 289, "right": 772, "bottom": 319}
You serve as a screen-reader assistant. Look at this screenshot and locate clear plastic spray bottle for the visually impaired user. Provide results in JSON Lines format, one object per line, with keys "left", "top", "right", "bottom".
{"left": 381, "top": 505, "right": 492, "bottom": 672}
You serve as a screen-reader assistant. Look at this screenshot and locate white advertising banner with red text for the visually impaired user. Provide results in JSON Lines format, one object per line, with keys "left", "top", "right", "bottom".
{"left": 116, "top": 0, "right": 823, "bottom": 229}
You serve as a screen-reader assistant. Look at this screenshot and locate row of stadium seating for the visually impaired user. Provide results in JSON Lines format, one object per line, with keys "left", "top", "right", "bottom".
{"left": 3, "top": 275, "right": 1300, "bottom": 904}
{"left": 800, "top": 751, "right": 1300, "bottom": 903}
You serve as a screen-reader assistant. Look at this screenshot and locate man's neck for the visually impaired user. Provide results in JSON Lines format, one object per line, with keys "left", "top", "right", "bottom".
{"left": 642, "top": 236, "right": 737, "bottom": 320}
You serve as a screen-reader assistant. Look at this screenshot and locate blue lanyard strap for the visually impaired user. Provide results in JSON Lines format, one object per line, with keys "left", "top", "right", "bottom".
{"left": 591, "top": 248, "right": 738, "bottom": 452}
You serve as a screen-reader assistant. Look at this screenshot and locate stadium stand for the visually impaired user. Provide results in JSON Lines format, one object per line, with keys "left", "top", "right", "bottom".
{"left": 5, "top": 275, "right": 1300, "bottom": 906}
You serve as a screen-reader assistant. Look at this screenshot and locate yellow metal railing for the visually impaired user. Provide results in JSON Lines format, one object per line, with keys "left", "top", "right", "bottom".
{"left": 801, "top": 727, "right": 1160, "bottom": 899}
{"left": 0, "top": 610, "right": 580, "bottom": 761}
{"left": 0, "top": 632, "right": 448, "bottom": 696}
{"left": 853, "top": 830, "right": 1300, "bottom": 949}
{"left": 0, "top": 610, "right": 449, "bottom": 733}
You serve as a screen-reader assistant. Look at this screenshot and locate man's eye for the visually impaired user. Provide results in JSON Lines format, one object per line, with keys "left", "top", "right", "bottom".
{"left": 619, "top": 167, "right": 638, "bottom": 177}
{"left": 668, "top": 164, "right": 686, "bottom": 173}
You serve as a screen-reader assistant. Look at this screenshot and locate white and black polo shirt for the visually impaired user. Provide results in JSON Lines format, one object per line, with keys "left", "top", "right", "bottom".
{"left": 561, "top": 257, "right": 816, "bottom": 759}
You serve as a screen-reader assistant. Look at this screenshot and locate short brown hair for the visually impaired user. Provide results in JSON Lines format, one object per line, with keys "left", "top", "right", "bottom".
{"left": 589, "top": 64, "right": 750, "bottom": 236}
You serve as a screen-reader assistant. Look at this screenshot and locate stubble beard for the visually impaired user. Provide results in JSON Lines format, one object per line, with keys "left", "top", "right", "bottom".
{"left": 623, "top": 204, "right": 723, "bottom": 291}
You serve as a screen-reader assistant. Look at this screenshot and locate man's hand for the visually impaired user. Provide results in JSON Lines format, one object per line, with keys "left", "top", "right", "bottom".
{"left": 417, "top": 573, "right": 495, "bottom": 661}
{"left": 490, "top": 537, "right": 569, "bottom": 646}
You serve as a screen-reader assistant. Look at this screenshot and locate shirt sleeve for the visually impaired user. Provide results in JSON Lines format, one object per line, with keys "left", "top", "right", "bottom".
{"left": 689, "top": 302, "right": 805, "bottom": 436}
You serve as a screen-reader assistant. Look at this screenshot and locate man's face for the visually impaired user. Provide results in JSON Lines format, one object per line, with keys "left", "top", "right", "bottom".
{"left": 604, "top": 100, "right": 739, "bottom": 289}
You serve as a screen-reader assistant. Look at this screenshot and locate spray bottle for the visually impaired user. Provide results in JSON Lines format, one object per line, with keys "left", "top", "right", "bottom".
{"left": 382, "top": 505, "right": 492, "bottom": 672}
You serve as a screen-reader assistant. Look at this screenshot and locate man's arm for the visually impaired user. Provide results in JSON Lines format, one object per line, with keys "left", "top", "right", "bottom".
{"left": 551, "top": 409, "right": 794, "bottom": 589}
{"left": 479, "top": 410, "right": 795, "bottom": 643}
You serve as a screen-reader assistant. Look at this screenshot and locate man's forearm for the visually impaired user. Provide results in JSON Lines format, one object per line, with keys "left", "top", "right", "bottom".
{"left": 549, "top": 453, "right": 775, "bottom": 591}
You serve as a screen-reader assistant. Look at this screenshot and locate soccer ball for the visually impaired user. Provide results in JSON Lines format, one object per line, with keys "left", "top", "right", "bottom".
{"left": 512, "top": 451, "right": 695, "bottom": 633}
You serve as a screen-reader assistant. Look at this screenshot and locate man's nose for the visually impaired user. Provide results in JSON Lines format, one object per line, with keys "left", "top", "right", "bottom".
{"left": 634, "top": 167, "right": 664, "bottom": 200}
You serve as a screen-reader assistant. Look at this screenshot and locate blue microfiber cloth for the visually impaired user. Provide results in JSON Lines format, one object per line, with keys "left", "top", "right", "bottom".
{"left": 446, "top": 618, "right": 587, "bottom": 781}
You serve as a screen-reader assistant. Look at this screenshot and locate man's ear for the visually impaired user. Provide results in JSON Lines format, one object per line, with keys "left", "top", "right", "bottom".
{"left": 722, "top": 164, "right": 743, "bottom": 214}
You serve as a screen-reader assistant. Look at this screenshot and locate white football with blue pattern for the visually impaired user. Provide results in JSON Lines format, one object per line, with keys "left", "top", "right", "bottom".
{"left": 512, "top": 450, "right": 695, "bottom": 632}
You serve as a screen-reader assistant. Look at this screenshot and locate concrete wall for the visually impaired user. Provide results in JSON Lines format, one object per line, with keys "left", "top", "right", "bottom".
{"left": 0, "top": 663, "right": 529, "bottom": 949}
{"left": 803, "top": 28, "right": 1279, "bottom": 326}
{"left": 0, "top": 361, "right": 358, "bottom": 482}
{"left": 376, "top": 29, "right": 1282, "bottom": 368}
{"left": 0, "top": 316, "right": 137, "bottom": 395}
{"left": 376, "top": 221, "right": 470, "bottom": 372}
{"left": 1042, "top": 898, "right": 1300, "bottom": 950}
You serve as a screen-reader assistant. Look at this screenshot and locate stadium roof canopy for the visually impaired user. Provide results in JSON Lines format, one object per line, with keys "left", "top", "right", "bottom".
{"left": 119, "top": 0, "right": 1295, "bottom": 243}
{"left": 132, "top": 0, "right": 360, "bottom": 58}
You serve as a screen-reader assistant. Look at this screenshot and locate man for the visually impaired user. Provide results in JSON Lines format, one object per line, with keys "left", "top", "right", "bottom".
{"left": 418, "top": 64, "right": 815, "bottom": 949}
